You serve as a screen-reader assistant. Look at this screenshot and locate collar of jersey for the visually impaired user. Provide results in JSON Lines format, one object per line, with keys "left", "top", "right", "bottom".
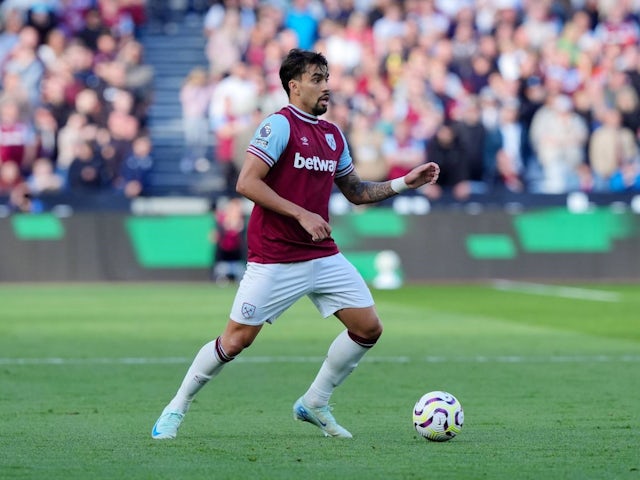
{"left": 287, "top": 104, "right": 319, "bottom": 124}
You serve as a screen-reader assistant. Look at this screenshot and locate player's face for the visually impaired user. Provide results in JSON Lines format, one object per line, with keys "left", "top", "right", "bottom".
{"left": 296, "top": 64, "right": 330, "bottom": 116}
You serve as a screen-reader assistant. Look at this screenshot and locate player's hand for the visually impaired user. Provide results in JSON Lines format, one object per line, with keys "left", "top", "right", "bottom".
{"left": 404, "top": 162, "right": 440, "bottom": 188}
{"left": 299, "top": 211, "right": 332, "bottom": 242}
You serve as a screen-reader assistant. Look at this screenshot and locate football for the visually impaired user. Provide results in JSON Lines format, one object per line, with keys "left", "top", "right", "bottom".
{"left": 412, "top": 391, "right": 464, "bottom": 442}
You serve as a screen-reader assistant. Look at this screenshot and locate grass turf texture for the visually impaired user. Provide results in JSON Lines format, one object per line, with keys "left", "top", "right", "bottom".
{"left": 1, "top": 283, "right": 639, "bottom": 480}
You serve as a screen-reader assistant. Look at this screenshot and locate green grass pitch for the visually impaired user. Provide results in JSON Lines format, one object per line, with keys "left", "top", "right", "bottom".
{"left": 1, "top": 282, "right": 639, "bottom": 480}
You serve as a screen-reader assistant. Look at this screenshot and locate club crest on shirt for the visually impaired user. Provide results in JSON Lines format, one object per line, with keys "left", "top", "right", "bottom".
{"left": 325, "top": 133, "right": 336, "bottom": 151}
{"left": 241, "top": 302, "right": 256, "bottom": 319}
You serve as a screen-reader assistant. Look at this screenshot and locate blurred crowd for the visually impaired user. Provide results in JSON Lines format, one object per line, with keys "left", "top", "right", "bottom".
{"left": 2, "top": 0, "right": 639, "bottom": 214}
{"left": 182, "top": 0, "right": 640, "bottom": 200}
{"left": 0, "top": 0, "right": 152, "bottom": 212}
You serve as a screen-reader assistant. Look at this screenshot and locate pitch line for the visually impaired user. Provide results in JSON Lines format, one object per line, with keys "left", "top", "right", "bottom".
{"left": 1, "top": 355, "right": 639, "bottom": 366}
{"left": 492, "top": 280, "right": 622, "bottom": 302}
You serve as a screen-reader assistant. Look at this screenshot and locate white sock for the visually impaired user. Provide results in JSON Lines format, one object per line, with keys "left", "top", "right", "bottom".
{"left": 167, "top": 337, "right": 232, "bottom": 413}
{"left": 303, "top": 330, "right": 372, "bottom": 408}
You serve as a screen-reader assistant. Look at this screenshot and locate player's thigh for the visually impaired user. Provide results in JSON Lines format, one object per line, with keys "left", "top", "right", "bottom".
{"left": 230, "top": 261, "right": 310, "bottom": 325}
{"left": 309, "top": 254, "right": 374, "bottom": 311}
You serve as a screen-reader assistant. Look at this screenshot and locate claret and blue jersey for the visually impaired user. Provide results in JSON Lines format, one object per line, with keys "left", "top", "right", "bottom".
{"left": 245, "top": 104, "right": 354, "bottom": 264}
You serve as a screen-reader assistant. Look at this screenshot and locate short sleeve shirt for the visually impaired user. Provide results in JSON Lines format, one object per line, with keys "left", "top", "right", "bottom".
{"left": 245, "top": 104, "right": 354, "bottom": 263}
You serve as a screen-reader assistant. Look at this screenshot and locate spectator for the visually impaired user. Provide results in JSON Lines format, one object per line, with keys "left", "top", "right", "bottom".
{"left": 517, "top": 76, "right": 546, "bottom": 186}
{"left": 26, "top": 2, "right": 58, "bottom": 45}
{"left": 529, "top": 94, "right": 589, "bottom": 193}
{"left": 94, "top": 31, "right": 119, "bottom": 65}
{"left": 26, "top": 156, "right": 64, "bottom": 194}
{"left": 208, "top": 62, "right": 258, "bottom": 186}
{"left": 520, "top": 0, "right": 562, "bottom": 51}
{"left": 8, "top": 181, "right": 40, "bottom": 213}
{"left": 32, "top": 105, "right": 58, "bottom": 161}
{"left": 4, "top": 28, "right": 45, "bottom": 106}
{"left": 589, "top": 108, "right": 638, "bottom": 191}
{"left": 205, "top": 7, "right": 246, "bottom": 78}
{"left": 230, "top": 105, "right": 263, "bottom": 186}
{"left": 610, "top": 160, "right": 640, "bottom": 192}
{"left": 56, "top": 112, "right": 88, "bottom": 171}
{"left": 495, "top": 99, "right": 524, "bottom": 192}
{"left": 0, "top": 160, "right": 23, "bottom": 194}
{"left": 114, "top": 40, "right": 154, "bottom": 111}
{"left": 381, "top": 118, "right": 425, "bottom": 182}
{"left": 372, "top": 1, "right": 405, "bottom": 56}
{"left": 424, "top": 123, "right": 469, "bottom": 200}
{"left": 452, "top": 96, "right": 493, "bottom": 193}
{"left": 211, "top": 95, "right": 244, "bottom": 191}
{"left": 0, "top": 70, "right": 31, "bottom": 115}
{"left": 210, "top": 196, "right": 246, "bottom": 284}
{"left": 114, "top": 134, "right": 153, "bottom": 198}
{"left": 180, "top": 67, "right": 215, "bottom": 161}
{"left": 449, "top": 8, "right": 478, "bottom": 81}
{"left": 593, "top": 3, "right": 640, "bottom": 49}
{"left": 322, "top": 19, "right": 362, "bottom": 72}
{"left": 66, "top": 140, "right": 109, "bottom": 192}
{"left": 284, "top": 0, "right": 319, "bottom": 51}
{"left": 615, "top": 84, "right": 640, "bottom": 135}
{"left": 104, "top": 90, "right": 140, "bottom": 178}
{"left": 73, "top": 88, "right": 105, "bottom": 126}
{"left": 349, "top": 112, "right": 388, "bottom": 182}
{"left": 0, "top": 99, "right": 37, "bottom": 173}
{"left": 37, "top": 27, "right": 67, "bottom": 72}
{"left": 76, "top": 8, "right": 106, "bottom": 51}
{"left": 0, "top": 10, "right": 25, "bottom": 70}
{"left": 99, "top": 0, "right": 137, "bottom": 39}
{"left": 414, "top": 0, "right": 450, "bottom": 41}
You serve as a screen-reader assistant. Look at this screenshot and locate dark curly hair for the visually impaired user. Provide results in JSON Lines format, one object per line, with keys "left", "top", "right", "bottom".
{"left": 279, "top": 49, "right": 328, "bottom": 97}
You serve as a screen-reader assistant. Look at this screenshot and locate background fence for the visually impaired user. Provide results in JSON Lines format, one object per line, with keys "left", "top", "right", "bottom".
{"left": 2, "top": 206, "right": 638, "bottom": 282}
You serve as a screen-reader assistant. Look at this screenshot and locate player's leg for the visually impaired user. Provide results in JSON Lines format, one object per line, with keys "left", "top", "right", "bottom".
{"left": 166, "top": 320, "right": 262, "bottom": 413}
{"left": 152, "top": 261, "right": 309, "bottom": 439}
{"left": 151, "top": 320, "right": 261, "bottom": 439}
{"left": 305, "top": 306, "right": 382, "bottom": 408}
{"left": 294, "top": 254, "right": 382, "bottom": 437}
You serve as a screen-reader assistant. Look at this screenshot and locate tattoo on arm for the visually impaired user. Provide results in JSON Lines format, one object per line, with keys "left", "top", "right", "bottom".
{"left": 336, "top": 172, "right": 396, "bottom": 205}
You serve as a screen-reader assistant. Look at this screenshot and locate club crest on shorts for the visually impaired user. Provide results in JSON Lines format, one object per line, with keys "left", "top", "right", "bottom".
{"left": 241, "top": 302, "right": 256, "bottom": 319}
{"left": 325, "top": 133, "right": 336, "bottom": 151}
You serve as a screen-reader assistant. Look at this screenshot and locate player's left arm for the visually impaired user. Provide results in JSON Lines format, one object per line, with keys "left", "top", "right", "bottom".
{"left": 335, "top": 162, "right": 440, "bottom": 205}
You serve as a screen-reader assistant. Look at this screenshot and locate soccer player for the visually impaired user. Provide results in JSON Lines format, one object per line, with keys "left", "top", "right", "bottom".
{"left": 151, "top": 49, "right": 440, "bottom": 439}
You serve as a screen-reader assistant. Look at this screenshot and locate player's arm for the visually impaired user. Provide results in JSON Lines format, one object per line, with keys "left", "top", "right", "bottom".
{"left": 335, "top": 162, "right": 441, "bottom": 205}
{"left": 236, "top": 153, "right": 332, "bottom": 242}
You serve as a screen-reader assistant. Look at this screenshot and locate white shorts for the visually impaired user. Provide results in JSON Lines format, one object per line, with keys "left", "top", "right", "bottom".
{"left": 230, "top": 253, "right": 374, "bottom": 326}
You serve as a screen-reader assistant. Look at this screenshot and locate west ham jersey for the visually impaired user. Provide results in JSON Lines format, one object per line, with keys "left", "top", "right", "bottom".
{"left": 245, "top": 104, "right": 354, "bottom": 263}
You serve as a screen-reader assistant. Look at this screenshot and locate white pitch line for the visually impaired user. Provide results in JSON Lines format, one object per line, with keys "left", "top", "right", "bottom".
{"left": 0, "top": 356, "right": 408, "bottom": 366}
{"left": 492, "top": 279, "right": 622, "bottom": 302}
{"left": 1, "top": 355, "right": 639, "bottom": 366}
{"left": 422, "top": 355, "right": 640, "bottom": 363}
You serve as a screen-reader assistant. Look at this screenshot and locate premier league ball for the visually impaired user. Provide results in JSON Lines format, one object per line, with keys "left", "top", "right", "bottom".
{"left": 413, "top": 391, "right": 464, "bottom": 442}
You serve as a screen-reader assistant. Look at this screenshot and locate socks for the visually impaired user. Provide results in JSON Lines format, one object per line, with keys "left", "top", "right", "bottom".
{"left": 167, "top": 337, "right": 233, "bottom": 413}
{"left": 303, "top": 329, "right": 377, "bottom": 408}
{"left": 166, "top": 329, "right": 378, "bottom": 413}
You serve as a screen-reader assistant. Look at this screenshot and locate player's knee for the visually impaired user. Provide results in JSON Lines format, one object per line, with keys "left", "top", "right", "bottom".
{"left": 220, "top": 334, "right": 254, "bottom": 357}
{"left": 349, "top": 320, "right": 383, "bottom": 348}
{"left": 370, "top": 321, "right": 383, "bottom": 342}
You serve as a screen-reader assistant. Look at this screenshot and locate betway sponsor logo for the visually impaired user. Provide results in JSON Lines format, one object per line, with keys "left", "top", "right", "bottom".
{"left": 293, "top": 152, "right": 337, "bottom": 175}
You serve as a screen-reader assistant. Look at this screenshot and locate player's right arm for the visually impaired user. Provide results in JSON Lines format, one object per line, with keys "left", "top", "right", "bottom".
{"left": 236, "top": 152, "right": 332, "bottom": 242}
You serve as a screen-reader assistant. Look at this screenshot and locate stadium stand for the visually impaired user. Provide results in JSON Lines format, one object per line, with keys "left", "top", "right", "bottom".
{"left": 0, "top": 1, "right": 639, "bottom": 213}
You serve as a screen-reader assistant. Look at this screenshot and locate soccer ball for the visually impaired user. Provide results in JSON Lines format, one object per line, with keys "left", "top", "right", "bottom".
{"left": 413, "top": 391, "right": 464, "bottom": 442}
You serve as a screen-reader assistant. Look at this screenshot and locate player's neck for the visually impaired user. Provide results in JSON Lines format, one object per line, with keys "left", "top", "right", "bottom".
{"left": 288, "top": 102, "right": 317, "bottom": 118}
